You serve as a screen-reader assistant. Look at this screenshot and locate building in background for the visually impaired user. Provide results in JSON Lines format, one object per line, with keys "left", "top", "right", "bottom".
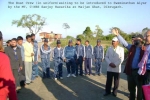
{"left": 39, "top": 31, "right": 62, "bottom": 42}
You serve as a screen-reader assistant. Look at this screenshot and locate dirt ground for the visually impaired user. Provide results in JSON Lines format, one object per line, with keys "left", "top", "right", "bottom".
{"left": 17, "top": 60, "right": 129, "bottom": 100}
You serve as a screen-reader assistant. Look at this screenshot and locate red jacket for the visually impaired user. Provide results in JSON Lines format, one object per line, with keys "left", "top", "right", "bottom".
{"left": 0, "top": 52, "right": 18, "bottom": 100}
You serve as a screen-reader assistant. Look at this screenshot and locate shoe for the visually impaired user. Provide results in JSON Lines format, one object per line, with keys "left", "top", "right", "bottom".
{"left": 98, "top": 74, "right": 101, "bottom": 76}
{"left": 72, "top": 74, "right": 76, "bottom": 77}
{"left": 54, "top": 78, "right": 57, "bottom": 80}
{"left": 112, "top": 92, "right": 117, "bottom": 97}
{"left": 103, "top": 93, "right": 110, "bottom": 96}
{"left": 60, "top": 77, "right": 63, "bottom": 79}
{"left": 67, "top": 74, "right": 71, "bottom": 78}
{"left": 16, "top": 90, "right": 20, "bottom": 93}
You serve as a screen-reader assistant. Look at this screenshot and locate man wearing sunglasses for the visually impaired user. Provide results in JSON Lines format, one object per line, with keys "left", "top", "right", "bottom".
{"left": 112, "top": 29, "right": 145, "bottom": 100}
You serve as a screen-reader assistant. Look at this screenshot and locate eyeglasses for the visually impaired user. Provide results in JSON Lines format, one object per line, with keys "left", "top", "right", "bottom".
{"left": 112, "top": 41, "right": 116, "bottom": 42}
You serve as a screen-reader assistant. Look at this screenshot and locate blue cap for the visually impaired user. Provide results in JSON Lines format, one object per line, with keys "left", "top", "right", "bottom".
{"left": 97, "top": 39, "right": 101, "bottom": 42}
{"left": 44, "top": 38, "right": 48, "bottom": 42}
{"left": 68, "top": 39, "right": 73, "bottom": 43}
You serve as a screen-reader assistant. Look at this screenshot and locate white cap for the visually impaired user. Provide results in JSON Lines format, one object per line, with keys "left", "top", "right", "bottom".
{"left": 112, "top": 37, "right": 118, "bottom": 41}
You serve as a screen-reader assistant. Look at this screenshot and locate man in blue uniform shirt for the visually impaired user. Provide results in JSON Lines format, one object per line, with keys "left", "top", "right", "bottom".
{"left": 93, "top": 39, "right": 104, "bottom": 76}
{"left": 75, "top": 38, "right": 84, "bottom": 76}
{"left": 64, "top": 40, "right": 77, "bottom": 78}
{"left": 53, "top": 40, "right": 64, "bottom": 80}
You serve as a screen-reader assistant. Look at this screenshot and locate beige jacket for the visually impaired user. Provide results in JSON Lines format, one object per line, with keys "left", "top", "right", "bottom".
{"left": 105, "top": 46, "right": 124, "bottom": 73}
{"left": 23, "top": 42, "right": 34, "bottom": 62}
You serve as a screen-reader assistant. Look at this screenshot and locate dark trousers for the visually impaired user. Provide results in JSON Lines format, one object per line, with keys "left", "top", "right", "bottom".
{"left": 66, "top": 59, "right": 75, "bottom": 74}
{"left": 12, "top": 69, "right": 19, "bottom": 87}
{"left": 84, "top": 58, "right": 92, "bottom": 74}
{"left": 76, "top": 56, "right": 83, "bottom": 75}
{"left": 143, "top": 71, "right": 150, "bottom": 85}
{"left": 127, "top": 70, "right": 143, "bottom": 100}
{"left": 19, "top": 61, "right": 26, "bottom": 86}
{"left": 105, "top": 71, "right": 120, "bottom": 95}
{"left": 54, "top": 61, "right": 63, "bottom": 78}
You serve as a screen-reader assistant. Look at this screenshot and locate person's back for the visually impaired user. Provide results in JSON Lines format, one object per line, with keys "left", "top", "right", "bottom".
{"left": 0, "top": 52, "right": 18, "bottom": 100}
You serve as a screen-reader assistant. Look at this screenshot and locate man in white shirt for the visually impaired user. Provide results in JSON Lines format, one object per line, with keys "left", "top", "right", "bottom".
{"left": 23, "top": 35, "right": 34, "bottom": 85}
{"left": 104, "top": 37, "right": 124, "bottom": 97}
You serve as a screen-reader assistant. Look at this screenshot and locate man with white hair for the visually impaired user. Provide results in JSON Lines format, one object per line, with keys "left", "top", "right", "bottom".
{"left": 104, "top": 37, "right": 124, "bottom": 97}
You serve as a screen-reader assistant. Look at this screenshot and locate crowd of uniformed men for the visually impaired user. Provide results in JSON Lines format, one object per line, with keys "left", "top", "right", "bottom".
{"left": 1, "top": 28, "right": 150, "bottom": 100}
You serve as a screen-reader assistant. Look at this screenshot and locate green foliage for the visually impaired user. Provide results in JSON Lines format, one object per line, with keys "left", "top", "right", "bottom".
{"left": 12, "top": 14, "right": 46, "bottom": 34}
{"left": 94, "top": 25, "right": 103, "bottom": 38}
{"left": 66, "top": 35, "right": 74, "bottom": 40}
{"left": 83, "top": 27, "right": 93, "bottom": 39}
{"left": 76, "top": 34, "right": 85, "bottom": 40}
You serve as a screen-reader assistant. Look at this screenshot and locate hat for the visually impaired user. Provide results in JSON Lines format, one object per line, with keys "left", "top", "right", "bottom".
{"left": 57, "top": 40, "right": 61, "bottom": 44}
{"left": 68, "top": 39, "right": 73, "bottom": 43}
{"left": 136, "top": 34, "right": 144, "bottom": 40}
{"left": 0, "top": 31, "right": 2, "bottom": 39}
{"left": 44, "top": 38, "right": 48, "bottom": 42}
{"left": 112, "top": 37, "right": 118, "bottom": 41}
{"left": 97, "top": 39, "right": 101, "bottom": 42}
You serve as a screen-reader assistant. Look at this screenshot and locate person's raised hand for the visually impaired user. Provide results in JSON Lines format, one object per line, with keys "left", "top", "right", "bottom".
{"left": 112, "top": 28, "right": 119, "bottom": 36}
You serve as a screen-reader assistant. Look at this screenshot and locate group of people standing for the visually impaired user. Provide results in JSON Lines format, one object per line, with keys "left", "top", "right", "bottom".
{"left": 0, "top": 28, "right": 150, "bottom": 100}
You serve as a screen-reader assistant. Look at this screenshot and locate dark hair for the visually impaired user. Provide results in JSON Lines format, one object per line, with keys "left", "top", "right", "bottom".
{"left": 11, "top": 38, "right": 17, "bottom": 42}
{"left": 6, "top": 40, "right": 11, "bottom": 43}
{"left": 85, "top": 40, "right": 89, "bottom": 43}
{"left": 0, "top": 31, "right": 2, "bottom": 40}
{"left": 31, "top": 33, "right": 35, "bottom": 37}
{"left": 26, "top": 35, "right": 31, "bottom": 39}
{"left": 76, "top": 38, "right": 81, "bottom": 42}
{"left": 17, "top": 36, "right": 23, "bottom": 41}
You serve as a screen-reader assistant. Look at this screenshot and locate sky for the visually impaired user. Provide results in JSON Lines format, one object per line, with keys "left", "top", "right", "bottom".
{"left": 0, "top": 0, "right": 150, "bottom": 40}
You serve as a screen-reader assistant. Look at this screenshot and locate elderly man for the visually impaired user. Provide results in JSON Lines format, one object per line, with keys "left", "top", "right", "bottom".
{"left": 138, "top": 30, "right": 150, "bottom": 85}
{"left": 104, "top": 37, "right": 124, "bottom": 97}
{"left": 112, "top": 29, "right": 145, "bottom": 100}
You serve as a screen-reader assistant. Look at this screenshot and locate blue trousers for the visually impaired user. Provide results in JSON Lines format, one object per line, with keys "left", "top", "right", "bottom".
{"left": 66, "top": 59, "right": 76, "bottom": 74}
{"left": 76, "top": 56, "right": 83, "bottom": 75}
{"left": 84, "top": 58, "right": 92, "bottom": 74}
{"left": 54, "top": 60, "right": 63, "bottom": 78}
{"left": 31, "top": 63, "right": 38, "bottom": 80}
{"left": 41, "top": 58, "right": 50, "bottom": 78}
{"left": 95, "top": 58, "right": 102, "bottom": 74}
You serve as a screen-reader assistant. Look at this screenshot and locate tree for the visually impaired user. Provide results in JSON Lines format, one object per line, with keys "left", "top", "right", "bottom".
{"left": 66, "top": 35, "right": 74, "bottom": 40}
{"left": 62, "top": 23, "right": 70, "bottom": 36}
{"left": 83, "top": 27, "right": 93, "bottom": 39}
{"left": 12, "top": 14, "right": 46, "bottom": 35}
{"left": 76, "top": 34, "right": 85, "bottom": 39}
{"left": 94, "top": 25, "right": 103, "bottom": 38}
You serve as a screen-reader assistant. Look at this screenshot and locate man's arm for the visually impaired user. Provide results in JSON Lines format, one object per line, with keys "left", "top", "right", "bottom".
{"left": 117, "top": 35, "right": 132, "bottom": 50}
{"left": 4, "top": 47, "right": 9, "bottom": 56}
{"left": 114, "top": 47, "right": 124, "bottom": 67}
{"left": 18, "top": 49, "right": 22, "bottom": 68}
{"left": 105, "top": 47, "right": 111, "bottom": 65}
{"left": 102, "top": 46, "right": 104, "bottom": 60}
{"left": 93, "top": 47, "right": 96, "bottom": 59}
